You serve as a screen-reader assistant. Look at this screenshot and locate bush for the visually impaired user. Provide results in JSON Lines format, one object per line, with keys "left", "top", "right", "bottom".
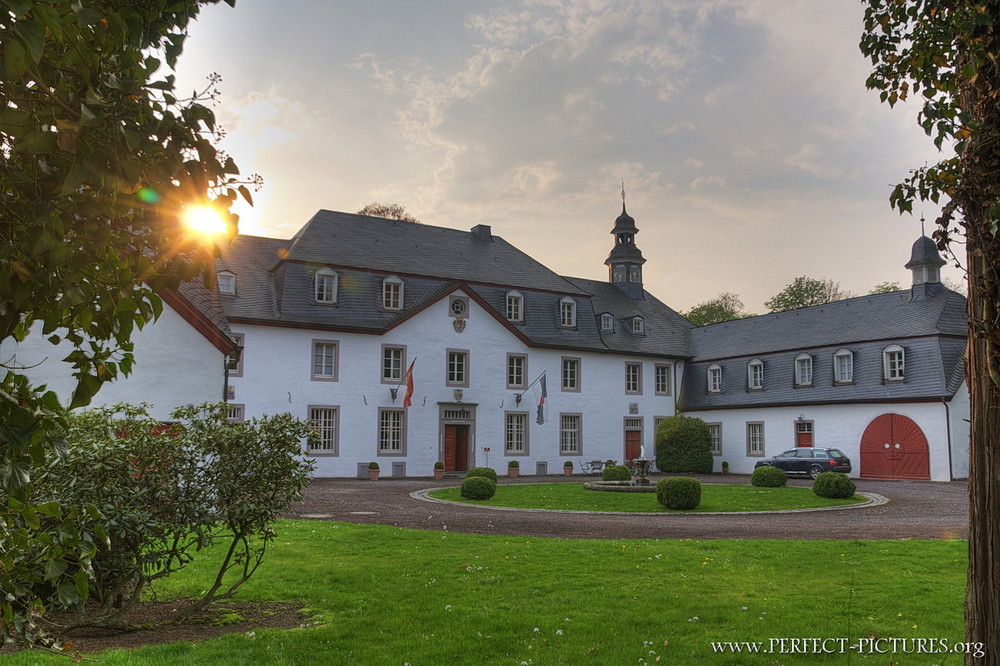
{"left": 466, "top": 467, "right": 497, "bottom": 482}
{"left": 507, "top": 460, "right": 519, "bottom": 468}
{"left": 602, "top": 464, "right": 632, "bottom": 481}
{"left": 460, "top": 476, "right": 497, "bottom": 500}
{"left": 564, "top": 460, "right": 574, "bottom": 468}
{"left": 654, "top": 415, "right": 713, "bottom": 474}
{"left": 813, "top": 472, "right": 857, "bottom": 499}
{"left": 751, "top": 465, "right": 787, "bottom": 487}
{"left": 368, "top": 461, "right": 379, "bottom": 470}
{"left": 656, "top": 477, "right": 702, "bottom": 510}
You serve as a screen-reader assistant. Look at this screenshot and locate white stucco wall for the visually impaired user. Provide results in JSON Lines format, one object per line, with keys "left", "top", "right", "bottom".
{"left": 229, "top": 289, "right": 681, "bottom": 477}
{"left": 948, "top": 380, "right": 970, "bottom": 479}
{"left": 0, "top": 304, "right": 226, "bottom": 420}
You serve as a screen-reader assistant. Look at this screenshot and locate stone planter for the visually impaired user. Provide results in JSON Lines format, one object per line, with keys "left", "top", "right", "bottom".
{"left": 368, "top": 469, "right": 380, "bottom": 480}
{"left": 508, "top": 467, "right": 520, "bottom": 478}
{"left": 434, "top": 468, "right": 445, "bottom": 480}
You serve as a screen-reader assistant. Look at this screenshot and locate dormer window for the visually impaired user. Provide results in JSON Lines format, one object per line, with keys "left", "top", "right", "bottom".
{"left": 560, "top": 297, "right": 577, "bottom": 328}
{"left": 217, "top": 271, "right": 236, "bottom": 295}
{"left": 631, "top": 316, "right": 644, "bottom": 334}
{"left": 383, "top": 276, "right": 404, "bottom": 311}
{"left": 707, "top": 364, "right": 722, "bottom": 393}
{"left": 747, "top": 359, "right": 763, "bottom": 390}
{"left": 883, "top": 344, "right": 905, "bottom": 381}
{"left": 506, "top": 291, "right": 524, "bottom": 322}
{"left": 315, "top": 269, "right": 338, "bottom": 304}
{"left": 795, "top": 353, "right": 813, "bottom": 386}
{"left": 600, "top": 313, "right": 614, "bottom": 332}
{"left": 834, "top": 349, "right": 854, "bottom": 383}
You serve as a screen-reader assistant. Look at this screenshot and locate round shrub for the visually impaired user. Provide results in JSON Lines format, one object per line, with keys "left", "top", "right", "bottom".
{"left": 654, "top": 415, "right": 713, "bottom": 474}
{"left": 466, "top": 467, "right": 497, "bottom": 482}
{"left": 812, "top": 472, "right": 857, "bottom": 499}
{"left": 602, "top": 464, "right": 632, "bottom": 481}
{"left": 656, "top": 477, "right": 702, "bottom": 510}
{"left": 751, "top": 465, "right": 787, "bottom": 487}
{"left": 460, "top": 476, "right": 496, "bottom": 500}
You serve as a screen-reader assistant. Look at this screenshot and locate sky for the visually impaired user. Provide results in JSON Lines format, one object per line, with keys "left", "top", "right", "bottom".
{"left": 173, "top": 0, "right": 962, "bottom": 314}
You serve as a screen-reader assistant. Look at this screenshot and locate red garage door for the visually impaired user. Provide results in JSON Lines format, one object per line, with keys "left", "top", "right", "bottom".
{"left": 859, "top": 414, "right": 930, "bottom": 480}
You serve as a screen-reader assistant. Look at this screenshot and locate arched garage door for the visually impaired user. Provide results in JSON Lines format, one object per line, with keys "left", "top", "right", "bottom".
{"left": 859, "top": 413, "right": 930, "bottom": 480}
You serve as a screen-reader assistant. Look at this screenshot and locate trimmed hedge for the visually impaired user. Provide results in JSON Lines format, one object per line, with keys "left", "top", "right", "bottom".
{"left": 602, "top": 464, "right": 632, "bottom": 481}
{"left": 460, "top": 476, "right": 497, "bottom": 500}
{"left": 654, "top": 415, "right": 713, "bottom": 474}
{"left": 466, "top": 467, "right": 497, "bottom": 482}
{"left": 813, "top": 472, "right": 856, "bottom": 499}
{"left": 751, "top": 465, "right": 787, "bottom": 487}
{"left": 656, "top": 477, "right": 701, "bottom": 510}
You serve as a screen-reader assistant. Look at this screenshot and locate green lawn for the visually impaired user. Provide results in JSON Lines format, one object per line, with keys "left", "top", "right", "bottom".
{"left": 7, "top": 521, "right": 968, "bottom": 665}
{"left": 429, "top": 482, "right": 866, "bottom": 512}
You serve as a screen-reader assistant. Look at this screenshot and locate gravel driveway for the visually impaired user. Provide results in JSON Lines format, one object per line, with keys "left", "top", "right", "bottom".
{"left": 288, "top": 474, "right": 968, "bottom": 541}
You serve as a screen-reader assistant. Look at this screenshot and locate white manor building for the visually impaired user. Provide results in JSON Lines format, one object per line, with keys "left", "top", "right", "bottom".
{"left": 3, "top": 206, "right": 969, "bottom": 481}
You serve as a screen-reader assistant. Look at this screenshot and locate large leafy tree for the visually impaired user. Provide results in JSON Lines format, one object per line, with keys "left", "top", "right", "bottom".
{"left": 861, "top": 1, "right": 1000, "bottom": 659}
{"left": 357, "top": 201, "right": 421, "bottom": 223}
{"left": 682, "top": 292, "right": 752, "bottom": 326}
{"left": 763, "top": 276, "right": 851, "bottom": 313}
{"left": 1, "top": 0, "right": 247, "bottom": 647}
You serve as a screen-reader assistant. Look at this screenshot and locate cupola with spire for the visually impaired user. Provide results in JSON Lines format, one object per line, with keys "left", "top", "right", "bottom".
{"left": 605, "top": 186, "right": 646, "bottom": 298}
{"left": 905, "top": 232, "right": 947, "bottom": 301}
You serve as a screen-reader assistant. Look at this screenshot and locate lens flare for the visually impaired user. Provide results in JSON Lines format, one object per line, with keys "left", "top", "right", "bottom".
{"left": 183, "top": 205, "right": 229, "bottom": 236}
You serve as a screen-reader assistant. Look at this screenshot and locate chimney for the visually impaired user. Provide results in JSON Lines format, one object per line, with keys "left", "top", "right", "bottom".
{"left": 471, "top": 224, "right": 492, "bottom": 241}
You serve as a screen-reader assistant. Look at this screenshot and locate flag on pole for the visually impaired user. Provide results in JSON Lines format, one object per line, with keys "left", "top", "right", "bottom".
{"left": 535, "top": 373, "right": 547, "bottom": 425}
{"left": 403, "top": 360, "right": 415, "bottom": 408}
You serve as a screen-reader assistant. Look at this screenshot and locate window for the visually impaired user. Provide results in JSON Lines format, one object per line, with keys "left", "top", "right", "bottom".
{"left": 747, "top": 422, "right": 765, "bottom": 456}
{"left": 747, "top": 359, "right": 763, "bottom": 390}
{"left": 506, "top": 291, "right": 523, "bottom": 322}
{"left": 601, "top": 313, "right": 614, "bottom": 332}
{"left": 447, "top": 349, "right": 469, "bottom": 387}
{"left": 217, "top": 271, "right": 235, "bottom": 295}
{"left": 311, "top": 340, "right": 338, "bottom": 381}
{"left": 631, "top": 316, "right": 644, "bottom": 334}
{"left": 505, "top": 412, "right": 528, "bottom": 454}
{"left": 226, "top": 403, "right": 245, "bottom": 423}
{"left": 561, "top": 357, "right": 581, "bottom": 392}
{"left": 314, "top": 269, "right": 338, "bottom": 304}
{"left": 560, "top": 414, "right": 582, "bottom": 455}
{"left": 884, "top": 344, "right": 905, "bottom": 381}
{"left": 654, "top": 364, "right": 672, "bottom": 395}
{"left": 625, "top": 362, "right": 642, "bottom": 394}
{"left": 795, "top": 353, "right": 813, "bottom": 386}
{"left": 382, "top": 276, "right": 404, "bottom": 310}
{"left": 449, "top": 296, "right": 468, "bottom": 317}
{"left": 560, "top": 297, "right": 577, "bottom": 327}
{"left": 382, "top": 345, "right": 405, "bottom": 383}
{"left": 378, "top": 409, "right": 405, "bottom": 454}
{"left": 309, "top": 406, "right": 339, "bottom": 454}
{"left": 507, "top": 354, "right": 527, "bottom": 389}
{"left": 707, "top": 423, "right": 722, "bottom": 456}
{"left": 834, "top": 349, "right": 854, "bottom": 383}
{"left": 707, "top": 364, "right": 722, "bottom": 393}
{"left": 226, "top": 333, "right": 244, "bottom": 377}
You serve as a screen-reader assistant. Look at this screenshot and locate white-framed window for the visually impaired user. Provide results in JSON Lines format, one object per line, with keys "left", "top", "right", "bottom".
{"left": 217, "top": 270, "right": 236, "bottom": 295}
{"left": 506, "top": 354, "right": 527, "bottom": 389}
{"left": 560, "top": 297, "right": 577, "bottom": 328}
{"left": 314, "top": 269, "right": 338, "bottom": 304}
{"left": 834, "top": 349, "right": 854, "bottom": 383}
{"left": 225, "top": 403, "right": 245, "bottom": 423}
{"left": 883, "top": 344, "right": 905, "bottom": 381}
{"left": 625, "top": 362, "right": 642, "bottom": 394}
{"left": 382, "top": 345, "right": 405, "bottom": 383}
{"left": 795, "top": 353, "right": 813, "bottom": 386}
{"left": 747, "top": 422, "right": 765, "bottom": 456}
{"left": 561, "top": 357, "right": 581, "bottom": 392}
{"left": 378, "top": 408, "right": 405, "bottom": 454}
{"left": 506, "top": 291, "right": 523, "bottom": 322}
{"left": 311, "top": 340, "right": 338, "bottom": 381}
{"left": 707, "top": 364, "right": 722, "bottom": 393}
{"left": 560, "top": 413, "right": 582, "bottom": 455}
{"left": 707, "top": 423, "right": 722, "bottom": 456}
{"left": 631, "top": 316, "right": 644, "bottom": 334}
{"left": 382, "top": 276, "right": 404, "bottom": 310}
{"left": 309, "top": 406, "right": 339, "bottom": 454}
{"left": 505, "top": 412, "right": 528, "bottom": 454}
{"left": 601, "top": 313, "right": 614, "bottom": 332}
{"left": 654, "top": 364, "right": 672, "bottom": 396}
{"left": 747, "top": 359, "right": 763, "bottom": 390}
{"left": 447, "top": 349, "right": 469, "bottom": 387}
{"left": 226, "top": 333, "right": 244, "bottom": 377}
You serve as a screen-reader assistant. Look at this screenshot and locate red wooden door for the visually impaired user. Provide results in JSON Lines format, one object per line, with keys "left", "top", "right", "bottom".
{"left": 795, "top": 422, "right": 814, "bottom": 447}
{"left": 444, "top": 425, "right": 469, "bottom": 473}
{"left": 860, "top": 414, "right": 930, "bottom": 480}
{"left": 625, "top": 430, "right": 641, "bottom": 461}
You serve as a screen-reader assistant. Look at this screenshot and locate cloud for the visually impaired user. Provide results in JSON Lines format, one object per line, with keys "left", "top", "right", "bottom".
{"left": 783, "top": 143, "right": 845, "bottom": 179}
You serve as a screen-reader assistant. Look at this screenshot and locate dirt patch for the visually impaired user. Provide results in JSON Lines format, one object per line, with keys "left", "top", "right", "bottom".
{"left": 2, "top": 600, "right": 307, "bottom": 657}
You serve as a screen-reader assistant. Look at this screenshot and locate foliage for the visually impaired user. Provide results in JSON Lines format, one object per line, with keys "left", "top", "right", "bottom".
{"left": 507, "top": 460, "right": 519, "bottom": 468}
{"left": 654, "top": 415, "right": 714, "bottom": 474}
{"left": 869, "top": 281, "right": 902, "bottom": 294}
{"left": 751, "top": 465, "right": 787, "bottom": 488}
{"left": 368, "top": 461, "right": 380, "bottom": 470}
{"left": 682, "top": 292, "right": 752, "bottom": 326}
{"left": 602, "top": 465, "right": 632, "bottom": 481}
{"left": 655, "top": 477, "right": 701, "bottom": 510}
{"left": 564, "top": 460, "right": 574, "bottom": 468}
{"left": 357, "top": 202, "right": 421, "bottom": 223}
{"left": 764, "top": 276, "right": 851, "bottom": 312}
{"left": 466, "top": 467, "right": 498, "bottom": 482}
{"left": 812, "top": 472, "right": 857, "bottom": 500}
{"left": 434, "top": 461, "right": 445, "bottom": 470}
{"left": 459, "top": 476, "right": 496, "bottom": 500}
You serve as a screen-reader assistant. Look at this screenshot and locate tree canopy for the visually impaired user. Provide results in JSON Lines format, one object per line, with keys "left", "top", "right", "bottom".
{"left": 357, "top": 202, "right": 421, "bottom": 223}
{"left": 682, "top": 292, "right": 752, "bottom": 326}
{"left": 764, "top": 276, "right": 851, "bottom": 313}
{"left": 869, "top": 281, "right": 902, "bottom": 294}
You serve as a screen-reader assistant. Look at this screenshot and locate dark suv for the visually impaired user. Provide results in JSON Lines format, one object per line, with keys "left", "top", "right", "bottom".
{"left": 754, "top": 447, "right": 852, "bottom": 479}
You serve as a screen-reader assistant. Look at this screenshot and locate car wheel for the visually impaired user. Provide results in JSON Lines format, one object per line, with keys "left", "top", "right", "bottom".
{"left": 808, "top": 465, "right": 823, "bottom": 479}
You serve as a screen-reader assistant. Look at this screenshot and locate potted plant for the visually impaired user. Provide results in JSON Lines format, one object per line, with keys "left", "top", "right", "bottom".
{"left": 368, "top": 461, "right": 380, "bottom": 481}
{"left": 563, "top": 460, "right": 574, "bottom": 476}
{"left": 721, "top": 461, "right": 730, "bottom": 474}
{"left": 507, "top": 459, "right": 520, "bottom": 478}
{"left": 434, "top": 461, "right": 445, "bottom": 480}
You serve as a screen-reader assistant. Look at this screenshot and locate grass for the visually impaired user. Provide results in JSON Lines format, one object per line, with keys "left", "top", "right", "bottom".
{"left": 428, "top": 482, "right": 866, "bottom": 512}
{"left": 7, "top": 521, "right": 967, "bottom": 665}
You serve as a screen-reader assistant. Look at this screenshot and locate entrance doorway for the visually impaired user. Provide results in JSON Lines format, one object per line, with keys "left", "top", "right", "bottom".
{"left": 444, "top": 424, "right": 470, "bottom": 473}
{"left": 860, "top": 413, "right": 930, "bottom": 480}
{"left": 624, "top": 430, "right": 641, "bottom": 462}
{"left": 795, "top": 421, "right": 814, "bottom": 447}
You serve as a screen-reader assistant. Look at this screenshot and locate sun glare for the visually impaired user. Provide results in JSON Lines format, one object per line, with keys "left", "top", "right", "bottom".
{"left": 183, "top": 205, "right": 229, "bottom": 236}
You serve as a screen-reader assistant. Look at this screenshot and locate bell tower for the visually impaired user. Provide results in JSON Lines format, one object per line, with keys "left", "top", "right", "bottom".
{"left": 604, "top": 186, "right": 646, "bottom": 298}
{"left": 905, "top": 233, "right": 946, "bottom": 301}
